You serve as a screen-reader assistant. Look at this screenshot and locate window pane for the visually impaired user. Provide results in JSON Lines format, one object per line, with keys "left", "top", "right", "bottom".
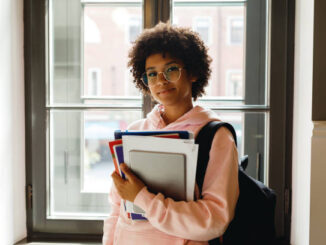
{"left": 212, "top": 111, "right": 268, "bottom": 183}
{"left": 50, "top": 0, "right": 83, "bottom": 104}
{"left": 173, "top": 4, "right": 245, "bottom": 101}
{"left": 49, "top": 109, "right": 141, "bottom": 218}
{"left": 48, "top": 0, "right": 143, "bottom": 220}
{"left": 49, "top": 0, "right": 142, "bottom": 105}
{"left": 229, "top": 17, "right": 243, "bottom": 44}
{"left": 193, "top": 17, "right": 212, "bottom": 45}
{"left": 83, "top": 5, "right": 142, "bottom": 98}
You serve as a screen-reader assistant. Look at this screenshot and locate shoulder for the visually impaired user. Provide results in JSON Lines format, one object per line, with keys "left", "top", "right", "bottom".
{"left": 197, "top": 121, "right": 237, "bottom": 147}
{"left": 212, "top": 126, "right": 236, "bottom": 147}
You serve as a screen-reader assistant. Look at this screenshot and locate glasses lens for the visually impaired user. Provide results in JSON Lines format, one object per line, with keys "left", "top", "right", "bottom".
{"left": 142, "top": 72, "right": 149, "bottom": 86}
{"left": 165, "top": 66, "right": 180, "bottom": 82}
{"left": 145, "top": 71, "right": 158, "bottom": 85}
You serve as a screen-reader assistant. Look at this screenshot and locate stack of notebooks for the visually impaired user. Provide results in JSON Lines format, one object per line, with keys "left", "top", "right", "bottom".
{"left": 108, "top": 130, "right": 199, "bottom": 220}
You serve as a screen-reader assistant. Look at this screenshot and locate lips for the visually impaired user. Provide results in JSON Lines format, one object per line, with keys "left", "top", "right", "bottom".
{"left": 158, "top": 88, "right": 175, "bottom": 94}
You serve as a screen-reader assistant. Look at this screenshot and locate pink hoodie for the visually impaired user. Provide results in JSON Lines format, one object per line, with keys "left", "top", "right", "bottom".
{"left": 103, "top": 105, "right": 239, "bottom": 245}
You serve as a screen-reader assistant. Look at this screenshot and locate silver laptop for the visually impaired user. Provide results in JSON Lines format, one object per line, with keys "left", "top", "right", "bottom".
{"left": 129, "top": 150, "right": 186, "bottom": 214}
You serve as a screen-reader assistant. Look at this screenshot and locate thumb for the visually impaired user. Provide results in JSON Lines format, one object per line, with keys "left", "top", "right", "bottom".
{"left": 120, "top": 163, "right": 133, "bottom": 180}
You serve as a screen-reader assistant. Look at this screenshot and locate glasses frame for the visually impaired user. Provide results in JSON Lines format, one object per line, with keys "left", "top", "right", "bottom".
{"left": 141, "top": 67, "right": 185, "bottom": 87}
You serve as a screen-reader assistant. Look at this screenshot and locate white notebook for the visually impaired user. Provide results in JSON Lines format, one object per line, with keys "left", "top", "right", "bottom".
{"left": 122, "top": 135, "right": 198, "bottom": 214}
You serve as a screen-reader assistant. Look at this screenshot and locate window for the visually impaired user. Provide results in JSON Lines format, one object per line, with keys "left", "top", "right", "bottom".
{"left": 26, "top": 0, "right": 293, "bottom": 243}
{"left": 127, "top": 16, "right": 141, "bottom": 43}
{"left": 84, "top": 15, "right": 101, "bottom": 44}
{"left": 173, "top": 5, "right": 245, "bottom": 101}
{"left": 44, "top": 0, "right": 143, "bottom": 225}
{"left": 228, "top": 17, "right": 244, "bottom": 45}
{"left": 205, "top": 79, "right": 213, "bottom": 96}
{"left": 87, "top": 68, "right": 101, "bottom": 96}
{"left": 226, "top": 70, "right": 242, "bottom": 97}
{"left": 125, "top": 70, "right": 141, "bottom": 96}
{"left": 193, "top": 17, "right": 212, "bottom": 45}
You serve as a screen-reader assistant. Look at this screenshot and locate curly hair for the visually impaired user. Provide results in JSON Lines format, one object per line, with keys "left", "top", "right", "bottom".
{"left": 128, "top": 22, "right": 212, "bottom": 101}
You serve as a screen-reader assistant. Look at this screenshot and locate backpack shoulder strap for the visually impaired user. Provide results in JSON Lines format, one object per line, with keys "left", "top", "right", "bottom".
{"left": 195, "top": 121, "right": 237, "bottom": 193}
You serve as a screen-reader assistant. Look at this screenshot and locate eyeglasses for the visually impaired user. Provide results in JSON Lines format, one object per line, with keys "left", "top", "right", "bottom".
{"left": 141, "top": 65, "right": 184, "bottom": 86}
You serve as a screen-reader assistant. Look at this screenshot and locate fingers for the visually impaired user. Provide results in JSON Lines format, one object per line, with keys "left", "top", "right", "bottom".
{"left": 111, "top": 171, "right": 120, "bottom": 180}
{"left": 111, "top": 171, "right": 124, "bottom": 186}
{"left": 120, "top": 163, "right": 134, "bottom": 181}
{"left": 112, "top": 163, "right": 139, "bottom": 186}
{"left": 111, "top": 165, "right": 145, "bottom": 202}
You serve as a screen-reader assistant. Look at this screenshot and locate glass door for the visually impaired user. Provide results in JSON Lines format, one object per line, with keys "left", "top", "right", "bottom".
{"left": 47, "top": 0, "right": 143, "bottom": 223}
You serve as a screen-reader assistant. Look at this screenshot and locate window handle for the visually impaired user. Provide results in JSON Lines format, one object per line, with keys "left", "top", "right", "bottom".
{"left": 64, "top": 151, "right": 68, "bottom": 184}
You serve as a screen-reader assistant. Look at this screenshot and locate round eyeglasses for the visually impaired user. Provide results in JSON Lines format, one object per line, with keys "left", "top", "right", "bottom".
{"left": 141, "top": 65, "right": 184, "bottom": 86}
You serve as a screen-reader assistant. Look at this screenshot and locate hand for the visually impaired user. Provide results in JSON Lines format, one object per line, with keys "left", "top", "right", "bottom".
{"left": 111, "top": 163, "right": 146, "bottom": 202}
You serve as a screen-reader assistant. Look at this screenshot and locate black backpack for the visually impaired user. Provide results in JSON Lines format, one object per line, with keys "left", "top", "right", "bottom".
{"left": 195, "top": 121, "right": 277, "bottom": 245}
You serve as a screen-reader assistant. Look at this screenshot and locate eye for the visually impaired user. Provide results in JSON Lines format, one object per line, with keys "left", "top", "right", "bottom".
{"left": 147, "top": 71, "right": 157, "bottom": 77}
{"left": 166, "top": 66, "right": 179, "bottom": 72}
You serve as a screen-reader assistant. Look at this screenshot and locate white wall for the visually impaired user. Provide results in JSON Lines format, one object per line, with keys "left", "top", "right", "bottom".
{"left": 0, "top": 0, "right": 26, "bottom": 244}
{"left": 291, "top": 0, "right": 314, "bottom": 244}
{"left": 310, "top": 122, "right": 326, "bottom": 244}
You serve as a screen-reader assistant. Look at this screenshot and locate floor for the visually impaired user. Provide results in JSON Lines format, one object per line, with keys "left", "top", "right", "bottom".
{"left": 16, "top": 243, "right": 100, "bottom": 245}
{"left": 15, "top": 239, "right": 100, "bottom": 245}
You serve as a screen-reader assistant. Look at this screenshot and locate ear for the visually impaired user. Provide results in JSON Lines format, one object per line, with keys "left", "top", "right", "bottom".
{"left": 186, "top": 71, "right": 197, "bottom": 83}
{"left": 190, "top": 76, "right": 198, "bottom": 83}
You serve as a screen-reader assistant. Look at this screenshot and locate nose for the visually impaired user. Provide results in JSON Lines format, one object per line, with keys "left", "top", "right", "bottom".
{"left": 156, "top": 71, "right": 169, "bottom": 85}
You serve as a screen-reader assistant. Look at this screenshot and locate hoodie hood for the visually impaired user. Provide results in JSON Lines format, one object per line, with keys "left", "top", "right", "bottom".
{"left": 149, "top": 104, "right": 218, "bottom": 126}
{"left": 128, "top": 104, "right": 220, "bottom": 136}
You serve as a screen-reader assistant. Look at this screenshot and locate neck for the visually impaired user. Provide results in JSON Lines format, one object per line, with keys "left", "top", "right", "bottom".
{"left": 161, "top": 102, "right": 194, "bottom": 125}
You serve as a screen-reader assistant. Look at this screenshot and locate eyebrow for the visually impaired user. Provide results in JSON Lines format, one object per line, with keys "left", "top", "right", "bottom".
{"left": 145, "top": 61, "right": 179, "bottom": 71}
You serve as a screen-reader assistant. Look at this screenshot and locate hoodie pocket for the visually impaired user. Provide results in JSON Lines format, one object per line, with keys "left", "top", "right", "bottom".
{"left": 114, "top": 226, "right": 185, "bottom": 245}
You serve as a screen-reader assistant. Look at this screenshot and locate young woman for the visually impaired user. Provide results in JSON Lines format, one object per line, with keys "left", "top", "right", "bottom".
{"left": 103, "top": 22, "right": 239, "bottom": 245}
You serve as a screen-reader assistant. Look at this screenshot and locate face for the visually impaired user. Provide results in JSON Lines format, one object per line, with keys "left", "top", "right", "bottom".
{"left": 144, "top": 53, "right": 196, "bottom": 108}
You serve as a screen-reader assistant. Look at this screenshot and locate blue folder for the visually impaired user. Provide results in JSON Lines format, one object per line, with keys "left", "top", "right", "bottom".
{"left": 114, "top": 130, "right": 193, "bottom": 140}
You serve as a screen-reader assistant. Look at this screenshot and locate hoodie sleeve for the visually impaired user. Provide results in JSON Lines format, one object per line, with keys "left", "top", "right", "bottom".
{"left": 133, "top": 127, "right": 239, "bottom": 241}
{"left": 102, "top": 185, "right": 121, "bottom": 245}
